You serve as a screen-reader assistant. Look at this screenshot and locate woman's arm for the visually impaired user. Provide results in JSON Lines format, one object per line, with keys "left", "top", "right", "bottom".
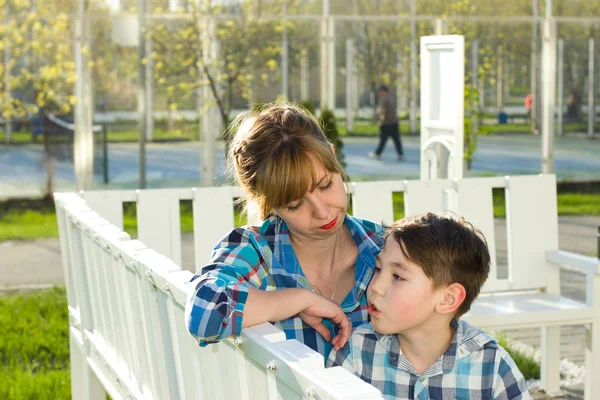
{"left": 244, "top": 287, "right": 351, "bottom": 351}
{"left": 185, "top": 227, "right": 350, "bottom": 349}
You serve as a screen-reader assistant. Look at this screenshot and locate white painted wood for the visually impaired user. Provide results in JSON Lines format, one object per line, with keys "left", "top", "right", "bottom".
{"left": 420, "top": 35, "right": 464, "bottom": 180}
{"left": 351, "top": 181, "right": 404, "bottom": 225}
{"left": 505, "top": 175, "right": 559, "bottom": 291}
{"left": 82, "top": 190, "right": 136, "bottom": 230}
{"left": 403, "top": 179, "right": 449, "bottom": 217}
{"left": 456, "top": 178, "right": 499, "bottom": 292}
{"left": 192, "top": 186, "right": 236, "bottom": 270}
{"left": 541, "top": 326, "right": 561, "bottom": 396}
{"left": 137, "top": 189, "right": 185, "bottom": 267}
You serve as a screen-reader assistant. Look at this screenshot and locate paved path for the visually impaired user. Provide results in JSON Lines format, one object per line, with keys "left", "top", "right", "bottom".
{"left": 2, "top": 134, "right": 600, "bottom": 199}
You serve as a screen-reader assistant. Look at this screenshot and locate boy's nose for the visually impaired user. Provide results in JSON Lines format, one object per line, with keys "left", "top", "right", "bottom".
{"left": 370, "top": 275, "right": 385, "bottom": 296}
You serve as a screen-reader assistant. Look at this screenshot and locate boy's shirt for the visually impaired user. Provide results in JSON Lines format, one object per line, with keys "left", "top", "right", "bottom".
{"left": 327, "top": 319, "right": 532, "bottom": 400}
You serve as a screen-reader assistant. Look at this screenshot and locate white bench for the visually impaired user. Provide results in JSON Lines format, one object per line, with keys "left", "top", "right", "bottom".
{"left": 352, "top": 174, "right": 599, "bottom": 400}
{"left": 55, "top": 174, "right": 599, "bottom": 399}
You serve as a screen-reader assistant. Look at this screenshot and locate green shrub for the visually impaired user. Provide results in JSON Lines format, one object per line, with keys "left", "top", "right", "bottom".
{"left": 319, "top": 108, "right": 346, "bottom": 168}
{"left": 496, "top": 335, "right": 540, "bottom": 380}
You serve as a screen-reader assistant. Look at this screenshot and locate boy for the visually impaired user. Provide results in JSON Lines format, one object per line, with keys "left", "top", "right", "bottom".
{"left": 327, "top": 213, "right": 531, "bottom": 399}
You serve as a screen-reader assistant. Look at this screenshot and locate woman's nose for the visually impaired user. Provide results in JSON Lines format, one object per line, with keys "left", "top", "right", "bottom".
{"left": 311, "top": 198, "right": 329, "bottom": 220}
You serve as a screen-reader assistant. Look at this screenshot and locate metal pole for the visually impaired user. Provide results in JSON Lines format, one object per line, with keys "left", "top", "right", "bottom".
{"left": 103, "top": 125, "right": 108, "bottom": 184}
{"left": 410, "top": 0, "right": 417, "bottom": 134}
{"left": 497, "top": 46, "right": 503, "bottom": 112}
{"left": 396, "top": 53, "right": 402, "bottom": 118}
{"left": 74, "top": 0, "right": 94, "bottom": 190}
{"left": 320, "top": 0, "right": 329, "bottom": 113}
{"left": 557, "top": 39, "right": 564, "bottom": 136}
{"left": 281, "top": 0, "right": 288, "bottom": 99}
{"left": 200, "top": 16, "right": 216, "bottom": 187}
{"left": 300, "top": 49, "right": 309, "bottom": 100}
{"left": 3, "top": 3, "right": 11, "bottom": 143}
{"left": 541, "top": 17, "right": 556, "bottom": 174}
{"left": 145, "top": 35, "right": 154, "bottom": 142}
{"left": 346, "top": 39, "right": 354, "bottom": 133}
{"left": 327, "top": 16, "right": 335, "bottom": 111}
{"left": 137, "top": 0, "right": 147, "bottom": 189}
{"left": 434, "top": 18, "right": 443, "bottom": 35}
{"left": 588, "top": 38, "right": 596, "bottom": 139}
{"left": 531, "top": 0, "right": 539, "bottom": 133}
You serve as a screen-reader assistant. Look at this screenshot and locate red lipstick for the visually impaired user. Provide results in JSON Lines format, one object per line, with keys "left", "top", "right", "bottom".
{"left": 319, "top": 216, "right": 338, "bottom": 230}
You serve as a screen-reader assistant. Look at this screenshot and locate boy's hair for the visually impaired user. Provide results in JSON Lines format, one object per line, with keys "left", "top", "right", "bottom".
{"left": 227, "top": 102, "right": 347, "bottom": 220}
{"left": 386, "top": 213, "right": 490, "bottom": 318}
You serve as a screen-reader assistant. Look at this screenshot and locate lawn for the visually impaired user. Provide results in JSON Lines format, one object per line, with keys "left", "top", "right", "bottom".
{"left": 0, "top": 287, "right": 71, "bottom": 400}
{"left": 1, "top": 191, "right": 598, "bottom": 241}
{"left": 0, "top": 124, "right": 200, "bottom": 144}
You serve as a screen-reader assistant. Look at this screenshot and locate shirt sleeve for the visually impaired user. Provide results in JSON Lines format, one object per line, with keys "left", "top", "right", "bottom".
{"left": 492, "top": 347, "right": 532, "bottom": 400}
{"left": 326, "top": 337, "right": 357, "bottom": 375}
{"left": 185, "top": 227, "right": 272, "bottom": 346}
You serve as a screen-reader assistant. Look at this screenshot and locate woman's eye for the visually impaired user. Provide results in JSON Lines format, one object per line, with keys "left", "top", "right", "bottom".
{"left": 319, "top": 179, "right": 334, "bottom": 191}
{"left": 286, "top": 201, "right": 302, "bottom": 212}
{"left": 393, "top": 274, "right": 405, "bottom": 281}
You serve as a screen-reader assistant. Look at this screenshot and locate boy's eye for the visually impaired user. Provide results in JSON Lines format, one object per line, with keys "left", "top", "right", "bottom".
{"left": 373, "top": 266, "right": 381, "bottom": 273}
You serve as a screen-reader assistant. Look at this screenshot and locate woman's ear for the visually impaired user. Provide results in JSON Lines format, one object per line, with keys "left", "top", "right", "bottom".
{"left": 436, "top": 283, "right": 466, "bottom": 316}
{"left": 330, "top": 143, "right": 336, "bottom": 154}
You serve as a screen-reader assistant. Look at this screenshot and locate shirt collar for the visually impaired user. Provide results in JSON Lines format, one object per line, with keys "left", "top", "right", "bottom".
{"left": 379, "top": 319, "right": 496, "bottom": 376}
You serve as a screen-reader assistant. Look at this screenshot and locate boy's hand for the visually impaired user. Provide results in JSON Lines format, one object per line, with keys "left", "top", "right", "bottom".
{"left": 298, "top": 291, "right": 351, "bottom": 351}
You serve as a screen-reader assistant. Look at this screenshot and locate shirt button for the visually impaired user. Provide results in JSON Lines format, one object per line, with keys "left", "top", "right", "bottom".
{"left": 419, "top": 377, "right": 425, "bottom": 382}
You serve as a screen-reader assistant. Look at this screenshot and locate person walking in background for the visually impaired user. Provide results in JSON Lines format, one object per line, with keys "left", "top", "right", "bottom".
{"left": 524, "top": 93, "right": 532, "bottom": 123}
{"left": 369, "top": 85, "right": 404, "bottom": 161}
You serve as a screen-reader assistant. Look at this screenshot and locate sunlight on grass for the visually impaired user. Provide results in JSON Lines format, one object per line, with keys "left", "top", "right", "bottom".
{"left": 0, "top": 287, "right": 71, "bottom": 399}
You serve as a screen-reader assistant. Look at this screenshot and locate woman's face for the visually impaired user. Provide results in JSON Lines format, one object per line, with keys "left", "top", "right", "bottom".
{"left": 273, "top": 162, "right": 348, "bottom": 240}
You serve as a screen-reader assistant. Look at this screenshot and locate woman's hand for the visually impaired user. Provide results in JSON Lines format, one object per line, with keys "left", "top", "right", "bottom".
{"left": 298, "top": 292, "right": 352, "bottom": 351}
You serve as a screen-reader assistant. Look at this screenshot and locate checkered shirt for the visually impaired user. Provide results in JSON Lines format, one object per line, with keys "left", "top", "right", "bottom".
{"left": 185, "top": 214, "right": 384, "bottom": 359}
{"left": 327, "top": 319, "right": 531, "bottom": 400}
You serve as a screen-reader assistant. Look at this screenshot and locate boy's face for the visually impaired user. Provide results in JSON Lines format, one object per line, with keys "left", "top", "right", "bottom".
{"left": 367, "top": 237, "right": 446, "bottom": 336}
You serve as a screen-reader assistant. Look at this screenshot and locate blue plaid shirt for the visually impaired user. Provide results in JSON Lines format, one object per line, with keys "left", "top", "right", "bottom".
{"left": 327, "top": 319, "right": 531, "bottom": 400}
{"left": 185, "top": 214, "right": 384, "bottom": 359}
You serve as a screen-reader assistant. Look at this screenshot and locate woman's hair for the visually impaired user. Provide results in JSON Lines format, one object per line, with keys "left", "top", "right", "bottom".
{"left": 227, "top": 103, "right": 346, "bottom": 221}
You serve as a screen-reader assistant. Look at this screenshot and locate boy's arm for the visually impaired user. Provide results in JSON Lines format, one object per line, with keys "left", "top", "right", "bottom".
{"left": 492, "top": 348, "right": 533, "bottom": 400}
{"left": 326, "top": 338, "right": 357, "bottom": 375}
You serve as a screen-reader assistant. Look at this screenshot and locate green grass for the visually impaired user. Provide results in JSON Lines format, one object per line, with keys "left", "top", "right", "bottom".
{"left": 0, "top": 125, "right": 200, "bottom": 144}
{"left": 1, "top": 192, "right": 598, "bottom": 241}
{"left": 0, "top": 287, "right": 71, "bottom": 400}
{"left": 338, "top": 121, "right": 416, "bottom": 136}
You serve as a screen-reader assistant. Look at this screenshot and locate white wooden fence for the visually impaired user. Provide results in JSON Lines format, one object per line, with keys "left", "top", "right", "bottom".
{"left": 55, "top": 174, "right": 600, "bottom": 400}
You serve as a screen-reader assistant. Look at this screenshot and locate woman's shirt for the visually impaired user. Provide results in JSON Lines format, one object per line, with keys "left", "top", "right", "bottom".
{"left": 185, "top": 214, "right": 385, "bottom": 359}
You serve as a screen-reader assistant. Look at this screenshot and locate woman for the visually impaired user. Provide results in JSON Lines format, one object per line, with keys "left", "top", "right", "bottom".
{"left": 185, "top": 104, "right": 384, "bottom": 358}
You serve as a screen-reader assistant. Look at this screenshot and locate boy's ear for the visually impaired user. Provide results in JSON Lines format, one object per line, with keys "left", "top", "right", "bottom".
{"left": 436, "top": 283, "right": 466, "bottom": 316}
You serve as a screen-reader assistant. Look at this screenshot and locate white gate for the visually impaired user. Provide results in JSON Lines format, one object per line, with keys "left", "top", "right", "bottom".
{"left": 420, "top": 35, "right": 465, "bottom": 180}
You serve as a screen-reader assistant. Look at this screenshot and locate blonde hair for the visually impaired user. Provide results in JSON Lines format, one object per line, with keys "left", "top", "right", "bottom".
{"left": 228, "top": 103, "right": 346, "bottom": 220}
